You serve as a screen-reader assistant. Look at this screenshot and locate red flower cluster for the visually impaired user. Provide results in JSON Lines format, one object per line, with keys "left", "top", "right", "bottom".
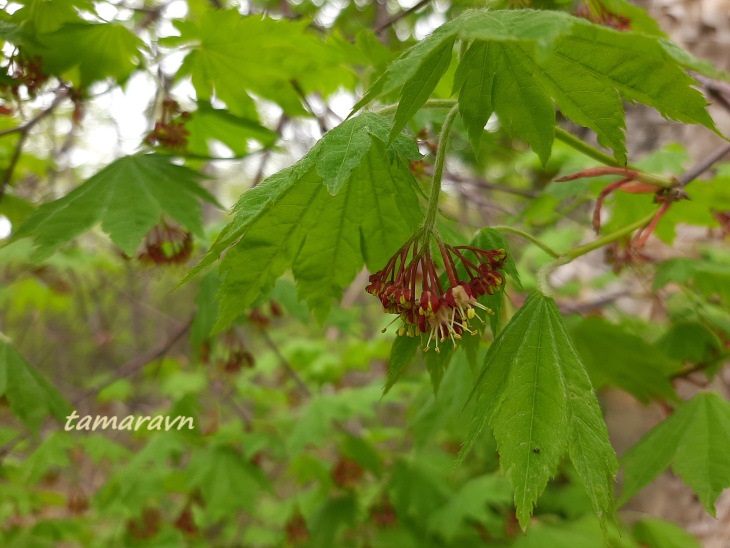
{"left": 366, "top": 233, "right": 506, "bottom": 353}
{"left": 144, "top": 98, "right": 190, "bottom": 151}
{"left": 138, "top": 221, "right": 193, "bottom": 265}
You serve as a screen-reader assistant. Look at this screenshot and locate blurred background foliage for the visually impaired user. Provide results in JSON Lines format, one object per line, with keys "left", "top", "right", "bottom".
{"left": 0, "top": 0, "right": 729, "bottom": 545}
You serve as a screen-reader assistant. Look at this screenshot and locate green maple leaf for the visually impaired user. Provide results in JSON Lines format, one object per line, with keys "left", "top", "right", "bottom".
{"left": 186, "top": 444, "right": 269, "bottom": 519}
{"left": 0, "top": 335, "right": 71, "bottom": 432}
{"left": 34, "top": 22, "right": 144, "bottom": 86}
{"left": 620, "top": 392, "right": 730, "bottom": 516}
{"left": 13, "top": 154, "right": 220, "bottom": 258}
{"left": 171, "top": 10, "right": 353, "bottom": 116}
{"left": 383, "top": 336, "right": 420, "bottom": 395}
{"left": 189, "top": 113, "right": 422, "bottom": 329}
{"left": 571, "top": 317, "right": 680, "bottom": 402}
{"left": 356, "top": 9, "right": 717, "bottom": 165}
{"left": 461, "top": 291, "right": 617, "bottom": 530}
{"left": 185, "top": 102, "right": 278, "bottom": 157}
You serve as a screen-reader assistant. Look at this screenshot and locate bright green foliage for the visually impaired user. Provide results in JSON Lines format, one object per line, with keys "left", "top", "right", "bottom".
{"left": 620, "top": 392, "right": 730, "bottom": 515}
{"left": 33, "top": 23, "right": 144, "bottom": 86}
{"left": 384, "top": 335, "right": 420, "bottom": 395}
{"left": 9, "top": 0, "right": 146, "bottom": 86}
{"left": 427, "top": 474, "right": 512, "bottom": 542}
{"left": 308, "top": 496, "right": 358, "bottom": 546}
{"left": 571, "top": 317, "right": 679, "bottom": 402}
{"left": 0, "top": 336, "right": 71, "bottom": 432}
{"left": 186, "top": 444, "right": 269, "bottom": 520}
{"left": 654, "top": 258, "right": 730, "bottom": 307}
{"left": 192, "top": 113, "right": 422, "bottom": 328}
{"left": 512, "top": 515, "right": 635, "bottom": 548}
{"left": 633, "top": 518, "right": 701, "bottom": 548}
{"left": 424, "top": 342, "right": 455, "bottom": 395}
{"left": 357, "top": 9, "right": 715, "bottom": 165}
{"left": 171, "top": 10, "right": 353, "bottom": 116}
{"left": 463, "top": 292, "right": 617, "bottom": 530}
{"left": 656, "top": 321, "right": 722, "bottom": 365}
{"left": 185, "top": 102, "right": 278, "bottom": 157}
{"left": 13, "top": 154, "right": 219, "bottom": 258}
{"left": 389, "top": 37, "right": 455, "bottom": 143}
{"left": 2, "top": 0, "right": 729, "bottom": 543}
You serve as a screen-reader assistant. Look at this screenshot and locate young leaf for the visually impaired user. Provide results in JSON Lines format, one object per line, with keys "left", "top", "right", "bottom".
{"left": 656, "top": 321, "right": 722, "bottom": 365}
{"left": 0, "top": 336, "right": 71, "bottom": 432}
{"left": 35, "top": 22, "right": 144, "bottom": 86}
{"left": 479, "top": 42, "right": 556, "bottom": 165}
{"left": 389, "top": 37, "right": 455, "bottom": 143}
{"left": 173, "top": 10, "right": 352, "bottom": 116}
{"left": 185, "top": 102, "right": 278, "bottom": 157}
{"left": 186, "top": 444, "right": 269, "bottom": 519}
{"left": 383, "top": 335, "right": 419, "bottom": 395}
{"left": 309, "top": 496, "right": 357, "bottom": 547}
{"left": 427, "top": 474, "right": 512, "bottom": 542}
{"left": 633, "top": 518, "right": 701, "bottom": 548}
{"left": 453, "top": 41, "right": 495, "bottom": 153}
{"left": 462, "top": 291, "right": 617, "bottom": 530}
{"left": 571, "top": 317, "right": 679, "bottom": 402}
{"left": 196, "top": 113, "right": 422, "bottom": 329}
{"left": 620, "top": 392, "right": 730, "bottom": 516}
{"left": 358, "top": 9, "right": 717, "bottom": 164}
{"left": 424, "top": 343, "right": 455, "bottom": 396}
{"left": 13, "top": 154, "right": 219, "bottom": 258}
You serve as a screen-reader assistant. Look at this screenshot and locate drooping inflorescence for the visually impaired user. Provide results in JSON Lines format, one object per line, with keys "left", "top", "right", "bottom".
{"left": 366, "top": 232, "right": 506, "bottom": 353}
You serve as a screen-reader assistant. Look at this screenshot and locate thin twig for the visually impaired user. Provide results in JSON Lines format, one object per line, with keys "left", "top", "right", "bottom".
{"left": 291, "top": 79, "right": 328, "bottom": 135}
{"left": 678, "top": 142, "right": 730, "bottom": 187}
{"left": 445, "top": 171, "right": 539, "bottom": 198}
{"left": 258, "top": 328, "right": 311, "bottom": 397}
{"left": 0, "top": 87, "right": 69, "bottom": 200}
{"left": 253, "top": 113, "right": 287, "bottom": 187}
{"left": 74, "top": 317, "right": 193, "bottom": 404}
{"left": 374, "top": 0, "right": 431, "bottom": 34}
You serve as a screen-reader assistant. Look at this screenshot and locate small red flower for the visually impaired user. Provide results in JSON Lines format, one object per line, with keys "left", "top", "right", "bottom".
{"left": 576, "top": 2, "right": 631, "bottom": 31}
{"left": 144, "top": 98, "right": 190, "bottom": 151}
{"left": 138, "top": 220, "right": 193, "bottom": 265}
{"left": 366, "top": 231, "right": 506, "bottom": 352}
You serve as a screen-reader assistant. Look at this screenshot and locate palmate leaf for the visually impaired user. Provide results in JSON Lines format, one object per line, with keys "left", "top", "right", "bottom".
{"left": 171, "top": 10, "right": 353, "bottom": 116}
{"left": 13, "top": 154, "right": 220, "bottom": 258}
{"left": 571, "top": 317, "right": 680, "bottom": 402}
{"left": 185, "top": 102, "right": 278, "bottom": 157}
{"left": 461, "top": 292, "right": 617, "bottom": 530}
{"left": 620, "top": 392, "right": 730, "bottom": 516}
{"left": 190, "top": 113, "right": 422, "bottom": 329}
{"left": 355, "top": 9, "right": 717, "bottom": 165}
{"left": 33, "top": 22, "right": 144, "bottom": 86}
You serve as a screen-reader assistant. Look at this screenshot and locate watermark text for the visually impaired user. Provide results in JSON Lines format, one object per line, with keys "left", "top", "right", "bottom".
{"left": 64, "top": 411, "right": 194, "bottom": 431}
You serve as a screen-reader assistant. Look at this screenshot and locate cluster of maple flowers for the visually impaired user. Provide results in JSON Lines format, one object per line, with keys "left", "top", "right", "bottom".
{"left": 366, "top": 233, "right": 507, "bottom": 353}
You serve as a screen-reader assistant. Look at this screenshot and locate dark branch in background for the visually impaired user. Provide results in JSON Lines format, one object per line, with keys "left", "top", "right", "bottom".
{"left": 291, "top": 79, "right": 329, "bottom": 135}
{"left": 258, "top": 328, "right": 311, "bottom": 397}
{"left": 445, "top": 170, "right": 540, "bottom": 198}
{"left": 0, "top": 86, "right": 69, "bottom": 201}
{"left": 695, "top": 73, "right": 730, "bottom": 112}
{"left": 675, "top": 75, "right": 730, "bottom": 187}
{"left": 77, "top": 317, "right": 193, "bottom": 401}
{"left": 678, "top": 142, "right": 730, "bottom": 187}
{"left": 253, "top": 113, "right": 288, "bottom": 187}
{"left": 374, "top": 0, "right": 432, "bottom": 34}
